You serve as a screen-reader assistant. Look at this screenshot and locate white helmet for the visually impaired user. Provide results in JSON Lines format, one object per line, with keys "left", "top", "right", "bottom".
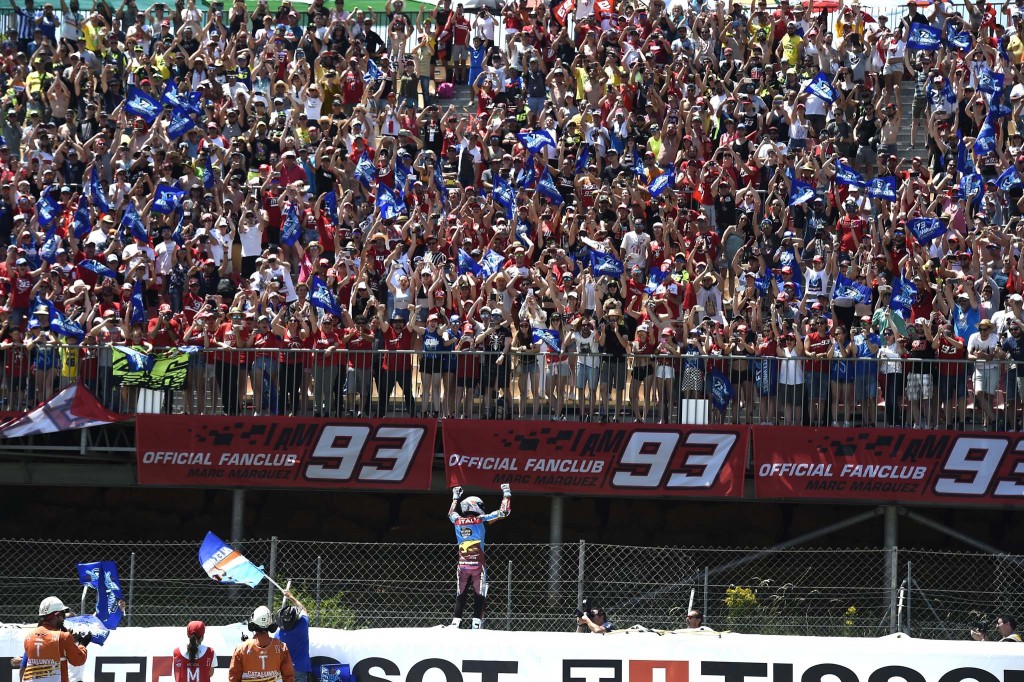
{"left": 461, "top": 496, "right": 485, "bottom": 516}
{"left": 251, "top": 605, "right": 274, "bottom": 629}
{"left": 38, "top": 596, "right": 67, "bottom": 618}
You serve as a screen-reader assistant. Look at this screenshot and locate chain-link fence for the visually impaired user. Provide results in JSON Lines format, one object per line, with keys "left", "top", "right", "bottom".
{"left": 0, "top": 538, "right": 1020, "bottom": 639}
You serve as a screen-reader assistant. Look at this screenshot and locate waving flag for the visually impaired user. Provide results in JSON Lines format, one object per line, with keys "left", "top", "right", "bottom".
{"left": 433, "top": 163, "right": 448, "bottom": 206}
{"left": 947, "top": 29, "right": 973, "bottom": 51}
{"left": 162, "top": 81, "right": 201, "bottom": 115}
{"left": 996, "top": 165, "right": 1021, "bottom": 191}
{"left": 48, "top": 301, "right": 85, "bottom": 341}
{"left": 364, "top": 59, "right": 383, "bottom": 83}
{"left": 537, "top": 169, "right": 564, "bottom": 205}
{"left": 76, "top": 561, "right": 123, "bottom": 629}
{"left": 834, "top": 160, "right": 865, "bottom": 187}
{"left": 532, "top": 328, "right": 561, "bottom": 353}
{"left": 908, "top": 22, "right": 942, "bottom": 51}
{"left": 90, "top": 167, "right": 111, "bottom": 214}
{"left": 152, "top": 184, "right": 186, "bottom": 215}
{"left": 394, "top": 159, "right": 411, "bottom": 199}
{"left": 129, "top": 280, "right": 146, "bottom": 325}
{"left": 517, "top": 155, "right": 537, "bottom": 188}
{"left": 204, "top": 153, "right": 217, "bottom": 191}
{"left": 458, "top": 248, "right": 483, "bottom": 277}
{"left": 644, "top": 261, "right": 671, "bottom": 294}
{"left": 648, "top": 164, "right": 675, "bottom": 197}
{"left": 281, "top": 204, "right": 301, "bottom": 246}
{"left": 867, "top": 176, "right": 898, "bottom": 201}
{"left": 79, "top": 259, "right": 118, "bottom": 280}
{"left": 957, "top": 137, "right": 976, "bottom": 175}
{"left": 37, "top": 191, "right": 60, "bottom": 228}
{"left": 789, "top": 179, "right": 815, "bottom": 206}
{"left": 198, "top": 531, "right": 266, "bottom": 588}
{"left": 907, "top": 217, "right": 946, "bottom": 245}
{"left": 73, "top": 197, "right": 91, "bottom": 239}
{"left": 975, "top": 117, "right": 997, "bottom": 155}
{"left": 832, "top": 272, "right": 872, "bottom": 304}
{"left": 574, "top": 146, "right": 590, "bottom": 175}
{"left": 891, "top": 276, "right": 918, "bottom": 316}
{"left": 355, "top": 152, "right": 376, "bottom": 188}
{"left": 171, "top": 209, "right": 186, "bottom": 247}
{"left": 978, "top": 68, "right": 1005, "bottom": 95}
{"left": 125, "top": 85, "right": 162, "bottom": 125}
{"left": 121, "top": 202, "right": 148, "bottom": 243}
{"left": 804, "top": 72, "right": 839, "bottom": 103}
{"left": 553, "top": 0, "right": 575, "bottom": 25}
{"left": 989, "top": 94, "right": 1012, "bottom": 119}
{"left": 167, "top": 106, "right": 196, "bottom": 140}
{"left": 376, "top": 182, "right": 404, "bottom": 221}
{"left": 517, "top": 131, "right": 555, "bottom": 154}
{"left": 65, "top": 615, "right": 111, "bottom": 647}
{"left": 480, "top": 249, "right": 505, "bottom": 278}
{"left": 323, "top": 190, "right": 339, "bottom": 226}
{"left": 493, "top": 175, "right": 516, "bottom": 219}
{"left": 590, "top": 250, "right": 624, "bottom": 277}
{"left": 40, "top": 225, "right": 59, "bottom": 264}
{"left": 707, "top": 368, "right": 735, "bottom": 414}
{"left": 309, "top": 275, "right": 342, "bottom": 317}
{"left": 961, "top": 173, "right": 984, "bottom": 205}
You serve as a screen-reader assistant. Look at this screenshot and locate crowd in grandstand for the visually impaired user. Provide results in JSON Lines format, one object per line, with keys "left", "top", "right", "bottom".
{"left": 3, "top": 0, "right": 1024, "bottom": 426}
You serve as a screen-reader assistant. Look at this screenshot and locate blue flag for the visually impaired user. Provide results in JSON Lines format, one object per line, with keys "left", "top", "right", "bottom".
{"left": 114, "top": 345, "right": 153, "bottom": 371}
{"left": 945, "top": 23, "right": 973, "bottom": 51}
{"left": 632, "top": 152, "right": 646, "bottom": 177}
{"left": 957, "top": 137, "right": 976, "bottom": 175}
{"left": 891, "top": 276, "right": 918, "bottom": 316}
{"left": 517, "top": 156, "right": 537, "bottom": 189}
{"left": 121, "top": 202, "right": 148, "bottom": 243}
{"left": 961, "top": 172, "right": 984, "bottom": 205}
{"left": 458, "top": 248, "right": 483, "bottom": 277}
{"left": 394, "top": 159, "right": 411, "bottom": 199}
{"left": 73, "top": 197, "right": 91, "bottom": 239}
{"left": 152, "top": 184, "right": 186, "bottom": 215}
{"left": 125, "top": 85, "right": 162, "bottom": 125}
{"left": 532, "top": 328, "right": 561, "bottom": 353}
{"left": 309, "top": 275, "right": 342, "bottom": 317}
{"left": 648, "top": 164, "right": 675, "bottom": 197}
{"left": 130, "top": 279, "right": 145, "bottom": 324}
{"left": 323, "top": 190, "right": 339, "bottom": 226}
{"left": 364, "top": 59, "right": 383, "bottom": 83}
{"left": 537, "top": 169, "right": 564, "bottom": 205}
{"left": 908, "top": 21, "right": 943, "bottom": 51}
{"left": 867, "top": 176, "right": 898, "bottom": 201}
{"left": 804, "top": 72, "right": 839, "bottom": 103}
{"left": 789, "top": 179, "right": 815, "bottom": 206}
{"left": 167, "top": 106, "right": 197, "bottom": 140}
{"left": 480, "top": 249, "right": 505, "bottom": 278}
{"left": 204, "top": 154, "right": 217, "bottom": 191}
{"left": 37, "top": 192, "right": 60, "bottom": 228}
{"left": 644, "top": 263, "right": 670, "bottom": 294}
{"left": 90, "top": 167, "right": 111, "bottom": 214}
{"left": 319, "top": 664, "right": 352, "bottom": 682}
{"left": 833, "top": 272, "right": 872, "bottom": 304}
{"left": 989, "top": 93, "right": 1012, "bottom": 119}
{"left": 517, "top": 131, "right": 555, "bottom": 154}
{"left": 79, "top": 259, "right": 118, "bottom": 280}
{"left": 975, "top": 117, "right": 997, "bottom": 155}
{"left": 590, "top": 250, "right": 624, "bottom": 277}
{"left": 493, "top": 175, "right": 516, "bottom": 219}
{"left": 575, "top": 146, "right": 590, "bottom": 175}
{"left": 281, "top": 204, "right": 301, "bottom": 246}
{"left": 76, "top": 561, "right": 123, "bottom": 629}
{"left": 40, "top": 225, "right": 59, "bottom": 264}
{"left": 907, "top": 217, "right": 946, "bottom": 245}
{"left": 172, "top": 209, "right": 186, "bottom": 247}
{"left": 65, "top": 615, "right": 111, "bottom": 647}
{"left": 355, "top": 152, "right": 376, "bottom": 188}
{"left": 376, "top": 183, "right": 404, "bottom": 221}
{"left": 198, "top": 531, "right": 266, "bottom": 588}
{"left": 707, "top": 368, "right": 735, "bottom": 414}
{"left": 433, "top": 163, "right": 448, "bottom": 206}
{"left": 834, "top": 160, "right": 865, "bottom": 187}
{"left": 996, "top": 165, "right": 1022, "bottom": 191}
{"left": 162, "top": 81, "right": 201, "bottom": 115}
{"left": 978, "top": 68, "right": 1005, "bottom": 95}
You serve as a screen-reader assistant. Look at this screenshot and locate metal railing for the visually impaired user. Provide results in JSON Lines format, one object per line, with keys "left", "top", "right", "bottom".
{"left": 0, "top": 537, "right": 1019, "bottom": 639}
{"left": 5, "top": 345, "right": 1024, "bottom": 430}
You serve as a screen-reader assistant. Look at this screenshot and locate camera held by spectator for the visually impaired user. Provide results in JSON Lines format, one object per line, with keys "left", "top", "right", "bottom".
{"left": 971, "top": 615, "right": 1022, "bottom": 642}
{"left": 575, "top": 599, "right": 614, "bottom": 634}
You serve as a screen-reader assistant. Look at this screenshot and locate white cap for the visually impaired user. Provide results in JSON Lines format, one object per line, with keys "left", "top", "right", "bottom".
{"left": 39, "top": 596, "right": 68, "bottom": 617}
{"left": 251, "top": 605, "right": 274, "bottom": 628}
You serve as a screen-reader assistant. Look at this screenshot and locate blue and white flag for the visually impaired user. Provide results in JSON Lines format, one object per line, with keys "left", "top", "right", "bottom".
{"left": 113, "top": 345, "right": 153, "bottom": 372}
{"left": 129, "top": 280, "right": 145, "bottom": 325}
{"left": 574, "top": 146, "right": 590, "bottom": 175}
{"left": 73, "top": 197, "right": 91, "bottom": 239}
{"left": 517, "top": 131, "right": 555, "bottom": 154}
{"left": 40, "top": 225, "right": 59, "bottom": 264}
{"left": 532, "top": 328, "right": 562, "bottom": 353}
{"left": 789, "top": 179, "right": 815, "bottom": 206}
{"left": 78, "top": 259, "right": 118, "bottom": 280}
{"left": 433, "top": 163, "right": 448, "bottom": 205}
{"left": 996, "top": 165, "right": 1022, "bottom": 191}
{"left": 707, "top": 368, "right": 735, "bottom": 414}
{"left": 376, "top": 182, "right": 404, "bottom": 221}
{"left": 590, "top": 250, "right": 624, "bottom": 277}
{"left": 957, "top": 137, "right": 976, "bottom": 175}
{"left": 323, "top": 190, "right": 339, "bottom": 226}
{"left": 152, "top": 184, "right": 186, "bottom": 215}
{"left": 975, "top": 117, "right": 997, "bottom": 155}
{"left": 480, "top": 249, "right": 505, "bottom": 278}
{"left": 632, "top": 152, "right": 646, "bottom": 177}
{"left": 76, "top": 561, "right": 123, "bottom": 629}
{"left": 167, "top": 106, "right": 196, "bottom": 140}
{"left": 961, "top": 172, "right": 984, "bottom": 205}
{"left": 355, "top": 152, "right": 376, "bottom": 188}
{"left": 947, "top": 28, "right": 973, "bottom": 51}
{"left": 198, "top": 531, "right": 266, "bottom": 588}
{"left": 891, "top": 276, "right": 918, "bottom": 316}
{"left": 90, "top": 167, "right": 111, "bottom": 214}
{"left": 309, "top": 275, "right": 342, "bottom": 317}
{"left": 394, "top": 159, "right": 412, "bottom": 198}
{"left": 537, "top": 169, "right": 564, "bottom": 205}
{"left": 458, "top": 248, "right": 483, "bottom": 277}
{"left": 121, "top": 202, "right": 148, "bottom": 243}
{"left": 37, "top": 190, "right": 60, "bottom": 228}
{"left": 281, "top": 204, "right": 301, "bottom": 246}
{"left": 644, "top": 263, "right": 670, "bottom": 294}
{"left": 834, "top": 160, "right": 865, "bottom": 187}
{"left": 493, "top": 175, "right": 516, "bottom": 219}
{"left": 363, "top": 59, "right": 383, "bottom": 83}
{"left": 804, "top": 72, "right": 839, "bottom": 103}
{"left": 65, "top": 615, "right": 111, "bottom": 647}
{"left": 204, "top": 153, "right": 217, "bottom": 191}
{"left": 162, "top": 81, "right": 201, "bottom": 115}
{"left": 908, "top": 21, "right": 943, "bottom": 51}
{"left": 172, "top": 209, "right": 186, "bottom": 247}
{"left": 648, "top": 164, "right": 675, "bottom": 197}
{"left": 907, "top": 216, "right": 946, "bottom": 245}
{"left": 989, "top": 94, "right": 1012, "bottom": 119}
{"left": 978, "top": 67, "right": 1005, "bottom": 95}
{"left": 319, "top": 664, "right": 352, "bottom": 682}
{"left": 832, "top": 272, "right": 872, "bottom": 304}
{"left": 125, "top": 85, "right": 162, "bottom": 125}
{"left": 516, "top": 156, "right": 537, "bottom": 189}
{"left": 867, "top": 176, "right": 898, "bottom": 201}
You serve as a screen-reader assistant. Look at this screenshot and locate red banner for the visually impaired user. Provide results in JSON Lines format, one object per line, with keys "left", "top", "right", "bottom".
{"left": 753, "top": 427, "right": 1024, "bottom": 505}
{"left": 443, "top": 421, "right": 747, "bottom": 497}
{"left": 136, "top": 415, "right": 437, "bottom": 490}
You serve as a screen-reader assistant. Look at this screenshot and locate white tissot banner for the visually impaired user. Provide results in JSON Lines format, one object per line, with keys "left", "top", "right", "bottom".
{"left": 1, "top": 626, "right": 1022, "bottom": 682}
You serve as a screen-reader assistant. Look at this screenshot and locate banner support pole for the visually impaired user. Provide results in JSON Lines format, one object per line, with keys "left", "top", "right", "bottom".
{"left": 884, "top": 506, "right": 898, "bottom": 634}
{"left": 127, "top": 552, "right": 135, "bottom": 627}
{"left": 549, "top": 497, "right": 563, "bottom": 602}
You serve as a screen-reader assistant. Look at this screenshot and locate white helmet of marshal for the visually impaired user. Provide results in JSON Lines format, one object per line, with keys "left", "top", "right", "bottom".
{"left": 460, "top": 496, "right": 485, "bottom": 516}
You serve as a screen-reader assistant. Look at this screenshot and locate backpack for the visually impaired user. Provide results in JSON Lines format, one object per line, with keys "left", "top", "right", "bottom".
{"left": 437, "top": 82, "right": 454, "bottom": 99}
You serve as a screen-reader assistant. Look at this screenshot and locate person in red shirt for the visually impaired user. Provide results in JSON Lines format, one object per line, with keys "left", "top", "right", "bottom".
{"left": 147, "top": 304, "right": 181, "bottom": 349}
{"left": 250, "top": 313, "right": 285, "bottom": 416}
{"left": 280, "top": 313, "right": 312, "bottom": 417}
{"left": 10, "top": 258, "right": 36, "bottom": 329}
{"left": 180, "top": 312, "right": 213, "bottom": 415}
{"left": 214, "top": 310, "right": 250, "bottom": 416}
{"left": 343, "top": 313, "right": 376, "bottom": 416}
{"left": 277, "top": 150, "right": 307, "bottom": 187}
{"left": 340, "top": 60, "right": 365, "bottom": 113}
{"left": 377, "top": 309, "right": 416, "bottom": 417}
{"left": 310, "top": 313, "right": 345, "bottom": 417}
{"left": 836, "top": 200, "right": 867, "bottom": 254}
{"left": 442, "top": 4, "right": 471, "bottom": 83}
{"left": 803, "top": 315, "right": 832, "bottom": 426}
{"left": 933, "top": 322, "right": 967, "bottom": 430}
{"left": 172, "top": 621, "right": 215, "bottom": 682}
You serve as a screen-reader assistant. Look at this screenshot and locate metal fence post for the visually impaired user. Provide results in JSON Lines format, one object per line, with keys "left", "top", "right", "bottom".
{"left": 906, "top": 561, "right": 912, "bottom": 636}
{"left": 315, "top": 555, "right": 321, "bottom": 627}
{"left": 703, "top": 567, "right": 709, "bottom": 624}
{"left": 884, "top": 506, "right": 899, "bottom": 634}
{"left": 127, "top": 552, "right": 136, "bottom": 627}
{"left": 506, "top": 560, "right": 512, "bottom": 631}
{"left": 576, "top": 540, "right": 585, "bottom": 609}
{"left": 267, "top": 536, "right": 279, "bottom": 611}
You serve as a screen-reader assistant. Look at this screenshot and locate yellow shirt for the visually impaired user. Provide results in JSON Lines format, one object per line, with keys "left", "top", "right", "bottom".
{"left": 81, "top": 22, "right": 100, "bottom": 52}
{"left": 1009, "top": 34, "right": 1024, "bottom": 65}
{"left": 779, "top": 34, "right": 803, "bottom": 67}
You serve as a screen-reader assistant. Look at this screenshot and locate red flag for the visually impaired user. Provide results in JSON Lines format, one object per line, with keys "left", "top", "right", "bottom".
{"left": 554, "top": 0, "right": 576, "bottom": 26}
{"left": 594, "top": 0, "right": 615, "bottom": 16}
{"left": 0, "top": 384, "right": 129, "bottom": 440}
